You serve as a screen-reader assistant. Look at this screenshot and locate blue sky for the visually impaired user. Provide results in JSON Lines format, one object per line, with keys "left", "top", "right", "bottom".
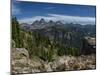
{"left": 12, "top": 0, "right": 96, "bottom": 25}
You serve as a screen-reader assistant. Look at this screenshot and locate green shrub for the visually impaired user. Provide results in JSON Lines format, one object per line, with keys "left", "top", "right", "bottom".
{"left": 67, "top": 47, "right": 79, "bottom": 56}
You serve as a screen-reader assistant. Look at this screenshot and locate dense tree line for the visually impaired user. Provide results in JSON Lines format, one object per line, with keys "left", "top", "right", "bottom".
{"left": 12, "top": 17, "right": 82, "bottom": 62}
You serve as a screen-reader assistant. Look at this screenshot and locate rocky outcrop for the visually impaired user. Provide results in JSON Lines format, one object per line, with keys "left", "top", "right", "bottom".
{"left": 81, "top": 37, "right": 96, "bottom": 55}
{"left": 50, "top": 55, "right": 96, "bottom": 71}
{"left": 12, "top": 48, "right": 96, "bottom": 74}
{"left": 12, "top": 48, "right": 29, "bottom": 74}
{"left": 12, "top": 48, "right": 53, "bottom": 74}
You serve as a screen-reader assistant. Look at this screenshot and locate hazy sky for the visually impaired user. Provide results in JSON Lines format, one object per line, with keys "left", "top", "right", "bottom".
{"left": 12, "top": 0, "right": 96, "bottom": 25}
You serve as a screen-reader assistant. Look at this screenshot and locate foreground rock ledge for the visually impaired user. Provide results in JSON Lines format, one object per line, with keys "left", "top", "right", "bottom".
{"left": 11, "top": 48, "right": 96, "bottom": 74}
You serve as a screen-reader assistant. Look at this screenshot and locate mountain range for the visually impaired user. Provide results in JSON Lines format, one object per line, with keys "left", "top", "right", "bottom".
{"left": 20, "top": 18, "right": 96, "bottom": 50}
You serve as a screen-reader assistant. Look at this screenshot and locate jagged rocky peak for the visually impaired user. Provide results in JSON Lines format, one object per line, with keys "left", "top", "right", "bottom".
{"left": 31, "top": 20, "right": 39, "bottom": 25}
{"left": 55, "top": 21, "right": 63, "bottom": 25}
{"left": 47, "top": 20, "right": 56, "bottom": 26}
{"left": 31, "top": 18, "right": 47, "bottom": 26}
{"left": 48, "top": 20, "right": 54, "bottom": 23}
{"left": 39, "top": 18, "right": 47, "bottom": 24}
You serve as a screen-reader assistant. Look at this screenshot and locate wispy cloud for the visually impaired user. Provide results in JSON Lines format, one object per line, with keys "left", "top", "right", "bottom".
{"left": 48, "top": 14, "right": 95, "bottom": 25}
{"left": 18, "top": 14, "right": 95, "bottom": 25}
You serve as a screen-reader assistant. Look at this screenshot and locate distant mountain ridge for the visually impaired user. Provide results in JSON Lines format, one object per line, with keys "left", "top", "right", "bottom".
{"left": 20, "top": 18, "right": 95, "bottom": 30}
{"left": 19, "top": 18, "right": 96, "bottom": 51}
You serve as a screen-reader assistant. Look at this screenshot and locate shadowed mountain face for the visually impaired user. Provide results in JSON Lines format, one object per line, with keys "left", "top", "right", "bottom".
{"left": 20, "top": 18, "right": 96, "bottom": 51}
{"left": 21, "top": 19, "right": 95, "bottom": 35}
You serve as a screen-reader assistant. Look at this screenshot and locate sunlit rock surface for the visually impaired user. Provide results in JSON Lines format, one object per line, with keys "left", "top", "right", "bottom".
{"left": 12, "top": 48, "right": 96, "bottom": 74}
